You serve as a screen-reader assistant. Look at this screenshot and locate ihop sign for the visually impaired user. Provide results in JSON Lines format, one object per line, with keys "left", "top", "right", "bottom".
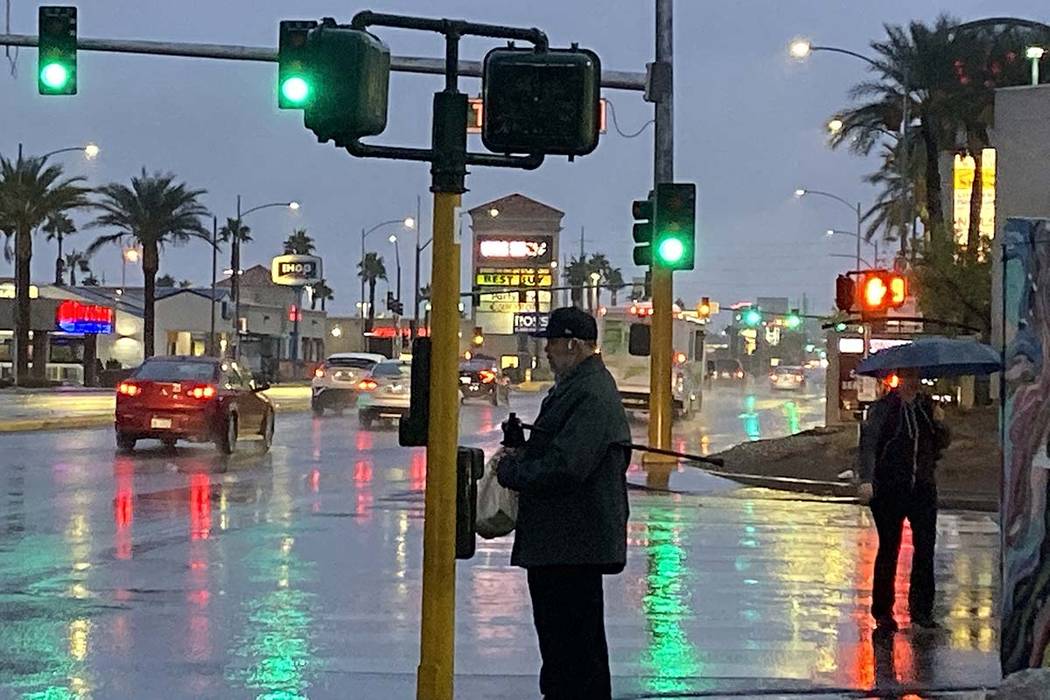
{"left": 271, "top": 255, "right": 323, "bottom": 287}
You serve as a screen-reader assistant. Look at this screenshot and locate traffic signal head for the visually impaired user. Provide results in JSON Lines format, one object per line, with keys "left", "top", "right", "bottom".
{"left": 785, "top": 309, "right": 802, "bottom": 329}
{"left": 303, "top": 23, "right": 391, "bottom": 145}
{"left": 743, "top": 308, "right": 762, "bottom": 327}
{"left": 632, "top": 194, "right": 655, "bottom": 267}
{"left": 472, "top": 327, "right": 484, "bottom": 346}
{"left": 697, "top": 296, "right": 711, "bottom": 318}
{"left": 654, "top": 183, "right": 696, "bottom": 270}
{"left": 38, "top": 6, "right": 77, "bottom": 95}
{"left": 482, "top": 47, "right": 602, "bottom": 157}
{"left": 278, "top": 20, "right": 317, "bottom": 108}
{"left": 835, "top": 275, "right": 855, "bottom": 313}
{"left": 860, "top": 271, "right": 908, "bottom": 314}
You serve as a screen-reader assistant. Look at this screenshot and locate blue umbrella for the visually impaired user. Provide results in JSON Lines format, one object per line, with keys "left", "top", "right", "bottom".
{"left": 856, "top": 336, "right": 1001, "bottom": 378}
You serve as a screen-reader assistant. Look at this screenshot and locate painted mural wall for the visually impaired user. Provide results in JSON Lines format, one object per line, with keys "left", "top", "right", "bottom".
{"left": 1001, "top": 217, "right": 1050, "bottom": 673}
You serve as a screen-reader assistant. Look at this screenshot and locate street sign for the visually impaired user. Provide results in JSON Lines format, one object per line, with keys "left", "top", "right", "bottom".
{"left": 513, "top": 312, "right": 549, "bottom": 334}
{"left": 271, "top": 254, "right": 323, "bottom": 286}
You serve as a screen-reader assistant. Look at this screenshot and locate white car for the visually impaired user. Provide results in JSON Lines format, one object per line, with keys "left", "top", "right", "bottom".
{"left": 311, "top": 352, "right": 385, "bottom": 415}
{"left": 356, "top": 359, "right": 412, "bottom": 428}
{"left": 770, "top": 366, "right": 807, "bottom": 391}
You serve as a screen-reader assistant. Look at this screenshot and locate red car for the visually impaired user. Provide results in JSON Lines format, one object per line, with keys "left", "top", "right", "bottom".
{"left": 114, "top": 356, "right": 275, "bottom": 454}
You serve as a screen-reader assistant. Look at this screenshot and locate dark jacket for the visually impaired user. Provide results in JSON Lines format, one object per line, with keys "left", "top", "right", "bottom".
{"left": 858, "top": 392, "right": 951, "bottom": 498}
{"left": 497, "top": 355, "right": 631, "bottom": 570}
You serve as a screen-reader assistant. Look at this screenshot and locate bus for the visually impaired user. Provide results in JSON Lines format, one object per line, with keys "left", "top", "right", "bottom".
{"left": 598, "top": 303, "right": 706, "bottom": 419}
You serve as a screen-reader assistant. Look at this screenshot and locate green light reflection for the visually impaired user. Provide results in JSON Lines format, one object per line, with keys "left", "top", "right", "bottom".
{"left": 641, "top": 507, "right": 703, "bottom": 692}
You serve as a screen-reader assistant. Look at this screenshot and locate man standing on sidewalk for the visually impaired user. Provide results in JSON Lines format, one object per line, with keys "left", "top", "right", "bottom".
{"left": 497, "top": 307, "right": 631, "bottom": 700}
{"left": 858, "top": 367, "right": 951, "bottom": 632}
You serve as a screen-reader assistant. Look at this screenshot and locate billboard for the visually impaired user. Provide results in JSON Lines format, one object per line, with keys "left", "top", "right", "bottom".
{"left": 271, "top": 255, "right": 322, "bottom": 286}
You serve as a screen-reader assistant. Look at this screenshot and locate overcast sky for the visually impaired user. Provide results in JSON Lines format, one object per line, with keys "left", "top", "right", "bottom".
{"left": 2, "top": 0, "right": 1045, "bottom": 316}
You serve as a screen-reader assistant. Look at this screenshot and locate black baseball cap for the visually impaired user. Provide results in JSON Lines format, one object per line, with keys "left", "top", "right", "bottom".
{"left": 532, "top": 306, "right": 598, "bottom": 341}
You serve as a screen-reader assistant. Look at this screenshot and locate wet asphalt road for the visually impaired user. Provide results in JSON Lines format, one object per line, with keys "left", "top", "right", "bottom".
{"left": 0, "top": 386, "right": 999, "bottom": 699}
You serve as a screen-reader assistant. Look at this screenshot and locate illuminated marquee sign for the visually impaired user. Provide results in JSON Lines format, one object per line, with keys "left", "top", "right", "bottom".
{"left": 55, "top": 300, "right": 114, "bottom": 334}
{"left": 479, "top": 239, "right": 549, "bottom": 260}
{"left": 513, "top": 312, "right": 550, "bottom": 333}
{"left": 475, "top": 270, "right": 553, "bottom": 287}
{"left": 271, "top": 254, "right": 323, "bottom": 286}
{"left": 474, "top": 235, "right": 554, "bottom": 266}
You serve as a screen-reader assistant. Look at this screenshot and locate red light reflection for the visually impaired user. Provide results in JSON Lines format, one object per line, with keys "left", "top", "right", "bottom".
{"left": 113, "top": 458, "right": 135, "bottom": 560}
{"left": 189, "top": 473, "right": 211, "bottom": 540}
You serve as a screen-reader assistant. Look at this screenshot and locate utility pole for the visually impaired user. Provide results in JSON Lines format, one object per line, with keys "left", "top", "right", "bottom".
{"left": 232, "top": 195, "right": 242, "bottom": 359}
{"left": 413, "top": 193, "right": 423, "bottom": 332}
{"left": 209, "top": 215, "right": 218, "bottom": 356}
{"left": 648, "top": 0, "right": 675, "bottom": 457}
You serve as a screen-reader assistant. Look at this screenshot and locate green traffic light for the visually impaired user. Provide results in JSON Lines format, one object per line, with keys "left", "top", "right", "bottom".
{"left": 835, "top": 322, "right": 848, "bottom": 332}
{"left": 40, "top": 62, "right": 70, "bottom": 90}
{"left": 744, "top": 309, "right": 762, "bottom": 326}
{"left": 785, "top": 314, "right": 802, "bottom": 329}
{"left": 281, "top": 76, "right": 310, "bottom": 104}
{"left": 656, "top": 237, "right": 685, "bottom": 264}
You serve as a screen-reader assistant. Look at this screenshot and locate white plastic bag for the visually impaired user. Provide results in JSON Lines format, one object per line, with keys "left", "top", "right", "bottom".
{"left": 475, "top": 449, "right": 518, "bottom": 539}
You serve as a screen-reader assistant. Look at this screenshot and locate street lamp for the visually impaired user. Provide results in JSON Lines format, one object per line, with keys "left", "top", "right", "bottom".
{"left": 228, "top": 197, "right": 301, "bottom": 360}
{"left": 827, "top": 118, "right": 844, "bottom": 134}
{"left": 121, "top": 247, "right": 141, "bottom": 290}
{"left": 789, "top": 39, "right": 812, "bottom": 60}
{"left": 389, "top": 234, "right": 402, "bottom": 307}
{"left": 1027, "top": 46, "right": 1045, "bottom": 85}
{"left": 826, "top": 229, "right": 879, "bottom": 267}
{"left": 360, "top": 217, "right": 414, "bottom": 321}
{"left": 796, "top": 188, "right": 864, "bottom": 271}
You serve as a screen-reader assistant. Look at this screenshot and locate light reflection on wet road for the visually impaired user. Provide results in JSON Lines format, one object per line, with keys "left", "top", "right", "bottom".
{"left": 0, "top": 386, "right": 996, "bottom": 699}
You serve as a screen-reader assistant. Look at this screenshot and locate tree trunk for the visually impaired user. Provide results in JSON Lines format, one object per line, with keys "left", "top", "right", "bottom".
{"left": 54, "top": 232, "right": 64, "bottom": 285}
{"left": 920, "top": 116, "right": 945, "bottom": 239}
{"left": 83, "top": 334, "right": 98, "bottom": 387}
{"left": 143, "top": 245, "right": 159, "bottom": 359}
{"left": 967, "top": 146, "right": 983, "bottom": 253}
{"left": 69, "top": 265, "right": 77, "bottom": 286}
{"left": 367, "top": 279, "right": 376, "bottom": 332}
{"left": 611, "top": 289, "right": 619, "bottom": 307}
{"left": 14, "top": 226, "right": 32, "bottom": 385}
{"left": 570, "top": 285, "right": 582, "bottom": 308}
{"left": 31, "top": 330, "right": 48, "bottom": 380}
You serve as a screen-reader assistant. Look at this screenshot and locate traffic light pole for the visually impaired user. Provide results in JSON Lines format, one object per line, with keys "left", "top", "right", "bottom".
{"left": 647, "top": 0, "right": 675, "bottom": 461}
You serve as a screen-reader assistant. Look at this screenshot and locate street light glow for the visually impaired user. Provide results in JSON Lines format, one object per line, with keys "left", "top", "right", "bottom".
{"left": 794, "top": 189, "right": 807, "bottom": 198}
{"left": 827, "top": 118, "right": 844, "bottom": 134}
{"left": 488, "top": 208, "right": 500, "bottom": 218}
{"left": 83, "top": 143, "right": 100, "bottom": 160}
{"left": 826, "top": 229, "right": 836, "bottom": 237}
{"left": 1027, "top": 46, "right": 1046, "bottom": 60}
{"left": 124, "top": 248, "right": 140, "bottom": 263}
{"left": 403, "top": 217, "right": 416, "bottom": 229}
{"left": 789, "top": 39, "right": 813, "bottom": 60}
{"left": 288, "top": 201, "right": 301, "bottom": 211}
{"left": 388, "top": 234, "right": 397, "bottom": 243}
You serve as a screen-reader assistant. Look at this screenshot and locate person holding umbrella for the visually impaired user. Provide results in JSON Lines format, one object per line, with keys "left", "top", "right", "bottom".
{"left": 858, "top": 366, "right": 951, "bottom": 631}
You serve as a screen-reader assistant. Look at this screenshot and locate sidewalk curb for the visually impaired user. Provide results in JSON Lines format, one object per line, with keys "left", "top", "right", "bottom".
{"left": 0, "top": 402, "right": 313, "bottom": 434}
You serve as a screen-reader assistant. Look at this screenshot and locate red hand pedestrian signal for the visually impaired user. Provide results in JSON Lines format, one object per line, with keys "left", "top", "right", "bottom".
{"left": 859, "top": 271, "right": 907, "bottom": 314}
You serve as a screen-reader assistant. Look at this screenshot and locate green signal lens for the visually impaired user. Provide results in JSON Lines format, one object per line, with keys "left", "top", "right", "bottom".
{"left": 744, "top": 309, "right": 762, "bottom": 326}
{"left": 656, "top": 237, "right": 685, "bottom": 264}
{"left": 40, "top": 62, "right": 70, "bottom": 90}
{"left": 786, "top": 315, "right": 802, "bottom": 329}
{"left": 281, "top": 76, "right": 310, "bottom": 104}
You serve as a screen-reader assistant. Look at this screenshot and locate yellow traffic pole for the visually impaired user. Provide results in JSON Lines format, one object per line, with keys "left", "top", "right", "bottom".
{"left": 416, "top": 191, "right": 461, "bottom": 700}
{"left": 647, "top": 266, "right": 675, "bottom": 486}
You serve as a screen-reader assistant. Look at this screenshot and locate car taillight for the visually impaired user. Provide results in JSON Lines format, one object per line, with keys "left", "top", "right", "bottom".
{"left": 314, "top": 367, "right": 326, "bottom": 379}
{"left": 117, "top": 382, "right": 141, "bottom": 397}
{"left": 190, "top": 384, "right": 217, "bottom": 400}
{"left": 357, "top": 379, "right": 377, "bottom": 391}
{"left": 479, "top": 370, "right": 496, "bottom": 384}
{"left": 735, "top": 371, "right": 744, "bottom": 379}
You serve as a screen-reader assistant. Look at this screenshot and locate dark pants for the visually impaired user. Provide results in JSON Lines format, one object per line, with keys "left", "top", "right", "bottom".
{"left": 870, "top": 488, "right": 937, "bottom": 620}
{"left": 527, "top": 566, "right": 611, "bottom": 700}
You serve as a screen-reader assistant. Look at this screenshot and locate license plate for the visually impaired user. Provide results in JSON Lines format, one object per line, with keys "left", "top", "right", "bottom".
{"left": 150, "top": 417, "right": 173, "bottom": 429}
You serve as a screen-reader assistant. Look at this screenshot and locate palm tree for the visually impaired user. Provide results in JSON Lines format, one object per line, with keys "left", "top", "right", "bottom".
{"left": 0, "top": 153, "right": 91, "bottom": 382}
{"left": 310, "top": 278, "right": 334, "bottom": 311}
{"left": 218, "top": 217, "right": 252, "bottom": 327}
{"left": 564, "top": 256, "right": 591, "bottom": 309}
{"left": 357, "top": 253, "right": 386, "bottom": 331}
{"left": 179, "top": 279, "right": 193, "bottom": 289}
{"left": 62, "top": 250, "right": 91, "bottom": 286}
{"left": 605, "top": 266, "right": 626, "bottom": 306}
{"left": 88, "top": 169, "right": 210, "bottom": 358}
{"left": 43, "top": 212, "right": 76, "bottom": 285}
{"left": 283, "top": 228, "right": 315, "bottom": 255}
